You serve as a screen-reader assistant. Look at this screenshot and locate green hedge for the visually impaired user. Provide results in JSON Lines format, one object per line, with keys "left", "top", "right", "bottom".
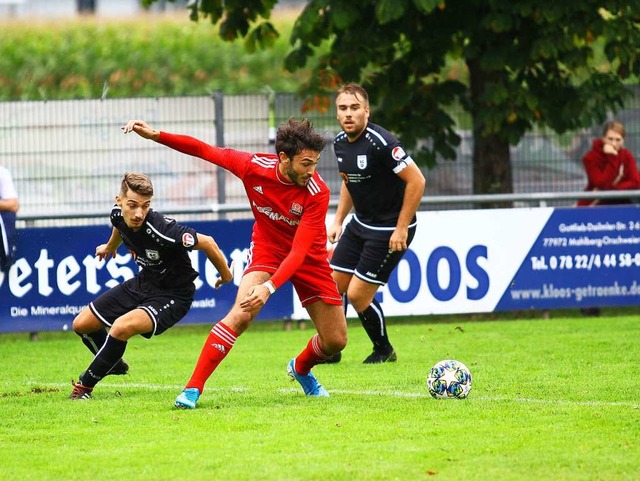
{"left": 0, "top": 16, "right": 312, "bottom": 100}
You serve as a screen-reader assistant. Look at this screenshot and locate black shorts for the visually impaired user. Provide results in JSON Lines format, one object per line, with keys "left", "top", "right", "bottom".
{"left": 330, "top": 218, "right": 417, "bottom": 286}
{"left": 88, "top": 276, "right": 195, "bottom": 339}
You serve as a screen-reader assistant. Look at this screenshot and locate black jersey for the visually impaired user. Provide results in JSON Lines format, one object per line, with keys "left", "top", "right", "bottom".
{"left": 333, "top": 122, "right": 416, "bottom": 227}
{"left": 110, "top": 206, "right": 199, "bottom": 289}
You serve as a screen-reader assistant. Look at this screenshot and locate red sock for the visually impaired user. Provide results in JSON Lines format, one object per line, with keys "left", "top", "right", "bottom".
{"left": 185, "top": 322, "right": 237, "bottom": 393}
{"left": 294, "top": 334, "right": 328, "bottom": 375}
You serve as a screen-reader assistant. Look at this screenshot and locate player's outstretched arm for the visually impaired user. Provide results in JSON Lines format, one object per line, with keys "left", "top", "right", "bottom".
{"left": 95, "top": 227, "right": 122, "bottom": 261}
{"left": 121, "top": 120, "right": 160, "bottom": 141}
{"left": 195, "top": 233, "right": 233, "bottom": 289}
{"left": 327, "top": 183, "right": 354, "bottom": 244}
{"left": 239, "top": 282, "right": 273, "bottom": 312}
{"left": 390, "top": 163, "right": 426, "bottom": 251}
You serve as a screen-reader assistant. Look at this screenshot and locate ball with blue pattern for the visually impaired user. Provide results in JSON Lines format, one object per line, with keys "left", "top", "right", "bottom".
{"left": 427, "top": 359, "right": 472, "bottom": 399}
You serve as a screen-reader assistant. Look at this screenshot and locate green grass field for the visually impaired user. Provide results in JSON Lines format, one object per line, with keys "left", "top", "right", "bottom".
{"left": 1, "top": 314, "right": 639, "bottom": 481}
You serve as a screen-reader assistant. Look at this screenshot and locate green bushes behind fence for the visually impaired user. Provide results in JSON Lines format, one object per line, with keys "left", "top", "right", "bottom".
{"left": 0, "top": 14, "right": 314, "bottom": 101}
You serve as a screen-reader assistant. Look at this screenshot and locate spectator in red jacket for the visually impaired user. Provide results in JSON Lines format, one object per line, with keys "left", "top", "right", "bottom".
{"left": 577, "top": 120, "right": 640, "bottom": 206}
{"left": 577, "top": 120, "right": 639, "bottom": 318}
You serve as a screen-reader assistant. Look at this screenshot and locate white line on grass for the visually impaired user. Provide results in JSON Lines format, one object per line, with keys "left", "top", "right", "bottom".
{"left": 30, "top": 381, "right": 639, "bottom": 409}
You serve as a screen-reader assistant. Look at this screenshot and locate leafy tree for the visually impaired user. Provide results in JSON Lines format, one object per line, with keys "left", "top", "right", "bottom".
{"left": 147, "top": 0, "right": 640, "bottom": 200}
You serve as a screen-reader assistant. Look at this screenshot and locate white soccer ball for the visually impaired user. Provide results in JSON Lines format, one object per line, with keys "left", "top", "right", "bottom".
{"left": 427, "top": 359, "right": 472, "bottom": 399}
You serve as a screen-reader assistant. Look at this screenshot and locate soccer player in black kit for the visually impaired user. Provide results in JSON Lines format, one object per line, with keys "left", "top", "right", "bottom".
{"left": 328, "top": 83, "right": 426, "bottom": 363}
{"left": 70, "top": 172, "right": 233, "bottom": 399}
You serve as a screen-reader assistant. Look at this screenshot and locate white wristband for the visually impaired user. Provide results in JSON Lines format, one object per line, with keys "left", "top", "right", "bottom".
{"left": 263, "top": 281, "right": 276, "bottom": 294}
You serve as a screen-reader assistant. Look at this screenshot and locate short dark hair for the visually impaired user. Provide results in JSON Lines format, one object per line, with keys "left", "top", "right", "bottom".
{"left": 337, "top": 82, "right": 369, "bottom": 106}
{"left": 275, "top": 118, "right": 326, "bottom": 160}
{"left": 120, "top": 172, "right": 153, "bottom": 197}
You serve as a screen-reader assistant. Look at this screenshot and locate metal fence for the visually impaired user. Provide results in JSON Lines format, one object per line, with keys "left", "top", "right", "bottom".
{"left": 1, "top": 88, "right": 639, "bottom": 226}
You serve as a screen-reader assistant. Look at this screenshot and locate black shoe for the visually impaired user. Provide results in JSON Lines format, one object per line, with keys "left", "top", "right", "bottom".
{"left": 363, "top": 350, "right": 397, "bottom": 364}
{"left": 318, "top": 352, "right": 342, "bottom": 364}
{"left": 108, "top": 359, "right": 129, "bottom": 376}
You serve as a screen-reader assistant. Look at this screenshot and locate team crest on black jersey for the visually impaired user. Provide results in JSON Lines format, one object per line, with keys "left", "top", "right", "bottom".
{"left": 145, "top": 249, "right": 160, "bottom": 260}
{"left": 392, "top": 146, "right": 406, "bottom": 161}
{"left": 182, "top": 232, "right": 195, "bottom": 247}
{"left": 357, "top": 155, "right": 367, "bottom": 169}
{"left": 289, "top": 202, "right": 303, "bottom": 216}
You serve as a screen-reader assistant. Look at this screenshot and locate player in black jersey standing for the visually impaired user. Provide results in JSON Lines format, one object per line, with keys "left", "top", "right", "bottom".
{"left": 69, "top": 172, "right": 233, "bottom": 399}
{"left": 328, "top": 83, "right": 426, "bottom": 363}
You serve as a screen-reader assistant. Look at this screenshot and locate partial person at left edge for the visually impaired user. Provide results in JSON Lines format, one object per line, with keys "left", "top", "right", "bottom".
{"left": 69, "top": 172, "right": 233, "bottom": 400}
{"left": 0, "top": 165, "right": 19, "bottom": 275}
{"left": 1, "top": 165, "right": 40, "bottom": 341}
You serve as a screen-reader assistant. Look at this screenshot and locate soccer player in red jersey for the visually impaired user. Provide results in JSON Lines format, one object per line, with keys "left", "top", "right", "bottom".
{"left": 123, "top": 118, "right": 347, "bottom": 408}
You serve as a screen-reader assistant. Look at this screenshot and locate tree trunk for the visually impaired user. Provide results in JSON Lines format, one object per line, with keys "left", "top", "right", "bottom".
{"left": 467, "top": 58, "right": 513, "bottom": 208}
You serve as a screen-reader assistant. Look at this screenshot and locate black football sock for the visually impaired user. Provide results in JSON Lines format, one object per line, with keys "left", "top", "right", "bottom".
{"left": 80, "top": 335, "right": 127, "bottom": 388}
{"left": 78, "top": 328, "right": 108, "bottom": 355}
{"left": 357, "top": 298, "right": 393, "bottom": 354}
{"left": 342, "top": 293, "right": 348, "bottom": 316}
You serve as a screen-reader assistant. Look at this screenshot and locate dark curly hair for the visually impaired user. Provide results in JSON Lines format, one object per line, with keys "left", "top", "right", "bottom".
{"left": 275, "top": 118, "right": 326, "bottom": 160}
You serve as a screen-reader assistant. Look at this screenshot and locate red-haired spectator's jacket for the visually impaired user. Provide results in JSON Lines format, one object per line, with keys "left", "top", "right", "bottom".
{"left": 577, "top": 138, "right": 640, "bottom": 206}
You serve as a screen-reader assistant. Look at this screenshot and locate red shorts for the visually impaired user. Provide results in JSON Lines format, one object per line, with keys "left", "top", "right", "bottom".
{"left": 245, "top": 243, "right": 342, "bottom": 307}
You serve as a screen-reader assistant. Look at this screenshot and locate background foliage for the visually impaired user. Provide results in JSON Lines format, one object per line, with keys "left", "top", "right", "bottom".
{"left": 151, "top": 0, "right": 640, "bottom": 200}
{"left": 0, "top": 14, "right": 317, "bottom": 101}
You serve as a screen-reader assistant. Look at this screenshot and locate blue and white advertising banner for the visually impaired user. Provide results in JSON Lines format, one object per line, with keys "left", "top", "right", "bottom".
{"left": 292, "top": 206, "right": 640, "bottom": 319}
{"left": 0, "top": 220, "right": 292, "bottom": 333}
{"left": 2, "top": 206, "right": 639, "bottom": 333}
{"left": 495, "top": 206, "right": 640, "bottom": 310}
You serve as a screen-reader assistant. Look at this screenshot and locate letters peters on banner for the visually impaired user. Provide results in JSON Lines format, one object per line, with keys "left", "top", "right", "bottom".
{"left": 0, "top": 220, "right": 292, "bottom": 333}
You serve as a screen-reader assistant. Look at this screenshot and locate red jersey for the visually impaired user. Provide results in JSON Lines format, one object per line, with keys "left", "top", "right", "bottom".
{"left": 158, "top": 132, "right": 331, "bottom": 289}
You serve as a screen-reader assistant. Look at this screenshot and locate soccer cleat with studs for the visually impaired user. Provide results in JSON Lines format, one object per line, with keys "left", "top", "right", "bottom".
{"left": 69, "top": 380, "right": 93, "bottom": 400}
{"left": 287, "top": 359, "right": 329, "bottom": 397}
{"left": 362, "top": 349, "right": 397, "bottom": 364}
{"left": 175, "top": 387, "right": 200, "bottom": 409}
